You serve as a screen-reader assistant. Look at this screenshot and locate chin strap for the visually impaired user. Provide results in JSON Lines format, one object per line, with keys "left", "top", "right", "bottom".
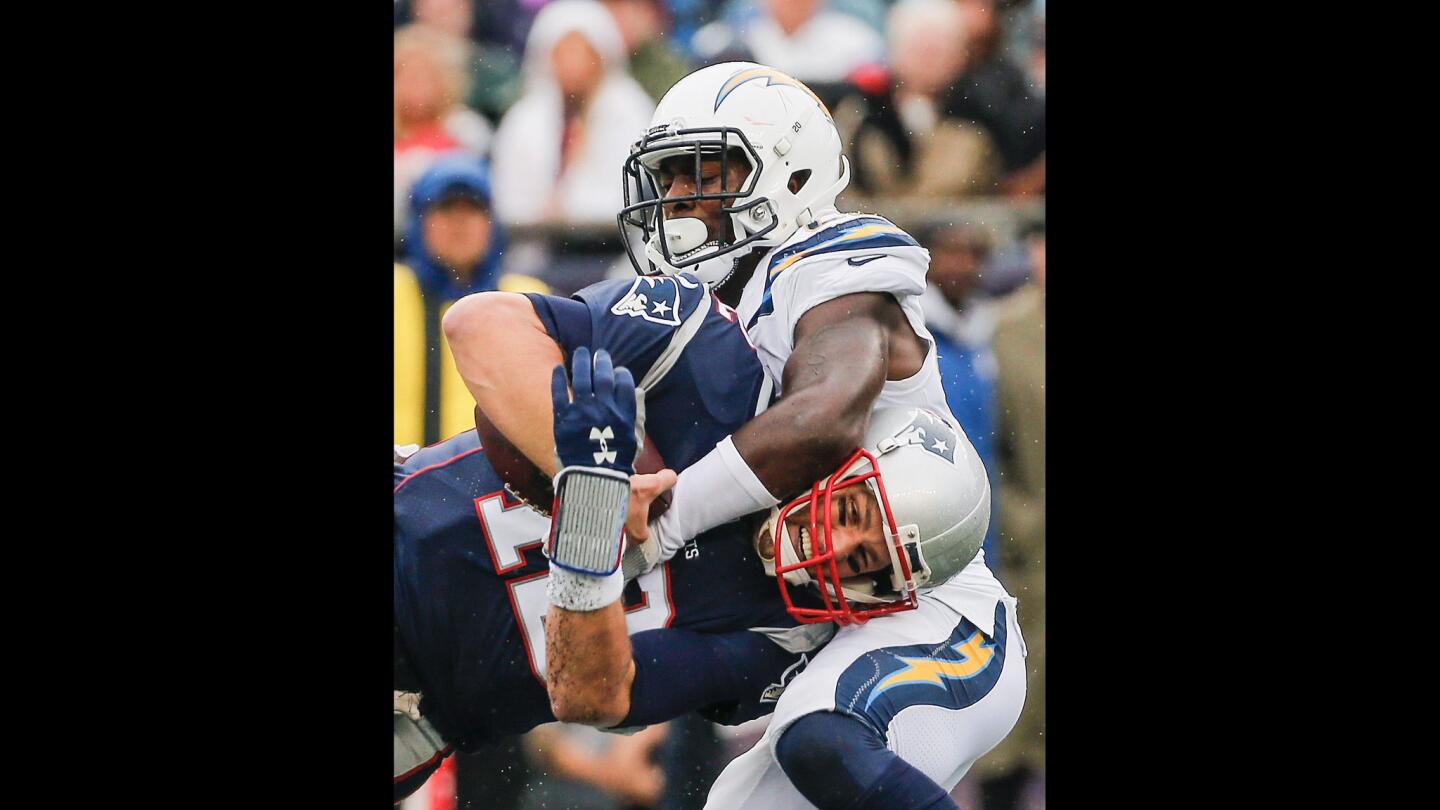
{"left": 795, "top": 157, "right": 851, "bottom": 230}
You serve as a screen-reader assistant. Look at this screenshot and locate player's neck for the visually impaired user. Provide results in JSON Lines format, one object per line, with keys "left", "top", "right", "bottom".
{"left": 717, "top": 253, "right": 762, "bottom": 308}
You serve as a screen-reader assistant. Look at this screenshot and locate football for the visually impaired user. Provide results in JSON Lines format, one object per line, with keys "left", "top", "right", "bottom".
{"left": 472, "top": 405, "right": 672, "bottom": 521}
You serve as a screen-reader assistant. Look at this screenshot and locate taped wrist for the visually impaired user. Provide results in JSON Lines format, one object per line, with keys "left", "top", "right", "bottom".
{"left": 548, "top": 466, "right": 630, "bottom": 575}
{"left": 621, "top": 535, "right": 663, "bottom": 580}
{"left": 546, "top": 564, "right": 625, "bottom": 611}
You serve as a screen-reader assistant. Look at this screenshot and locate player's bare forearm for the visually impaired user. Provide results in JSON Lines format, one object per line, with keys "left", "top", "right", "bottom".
{"left": 545, "top": 473, "right": 673, "bottom": 726}
{"left": 545, "top": 600, "right": 635, "bottom": 727}
{"left": 443, "top": 292, "right": 563, "bottom": 475}
{"left": 729, "top": 293, "right": 894, "bottom": 499}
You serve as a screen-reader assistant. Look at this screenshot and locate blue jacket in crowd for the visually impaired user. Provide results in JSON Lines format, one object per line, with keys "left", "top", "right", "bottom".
{"left": 403, "top": 155, "right": 509, "bottom": 302}
{"left": 924, "top": 292, "right": 1002, "bottom": 573}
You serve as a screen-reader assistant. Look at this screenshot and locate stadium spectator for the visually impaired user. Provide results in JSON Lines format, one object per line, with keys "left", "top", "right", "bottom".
{"left": 394, "top": 155, "right": 549, "bottom": 446}
{"left": 977, "top": 219, "right": 1045, "bottom": 810}
{"left": 397, "top": 0, "right": 537, "bottom": 54}
{"left": 686, "top": 16, "right": 755, "bottom": 67}
{"left": 666, "top": 0, "right": 742, "bottom": 57}
{"left": 489, "top": 0, "right": 655, "bottom": 226}
{"left": 703, "top": 0, "right": 889, "bottom": 38}
{"left": 740, "top": 0, "right": 883, "bottom": 83}
{"left": 409, "top": 0, "right": 525, "bottom": 123}
{"left": 602, "top": 0, "right": 694, "bottom": 101}
{"left": 394, "top": 23, "right": 495, "bottom": 243}
{"left": 834, "top": 0, "right": 1001, "bottom": 201}
{"left": 918, "top": 222, "right": 1002, "bottom": 570}
{"left": 1029, "top": 20, "right": 1044, "bottom": 96}
{"left": 943, "top": 0, "right": 1046, "bottom": 197}
{"left": 1011, "top": 0, "right": 1044, "bottom": 96}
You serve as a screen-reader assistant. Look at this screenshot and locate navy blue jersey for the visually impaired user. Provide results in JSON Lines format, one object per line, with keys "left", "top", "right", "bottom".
{"left": 525, "top": 273, "right": 768, "bottom": 472}
{"left": 394, "top": 273, "right": 821, "bottom": 756}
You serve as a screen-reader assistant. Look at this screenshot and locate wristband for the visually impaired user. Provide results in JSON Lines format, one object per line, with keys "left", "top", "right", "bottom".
{"left": 548, "top": 466, "right": 631, "bottom": 575}
{"left": 546, "top": 563, "right": 625, "bottom": 611}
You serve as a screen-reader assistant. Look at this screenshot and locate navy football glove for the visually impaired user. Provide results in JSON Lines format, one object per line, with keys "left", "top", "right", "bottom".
{"left": 552, "top": 347, "right": 638, "bottom": 473}
{"left": 547, "top": 348, "right": 639, "bottom": 577}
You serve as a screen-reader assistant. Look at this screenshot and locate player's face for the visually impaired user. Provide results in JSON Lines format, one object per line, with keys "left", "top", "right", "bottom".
{"left": 653, "top": 153, "right": 750, "bottom": 245}
{"left": 757, "top": 483, "right": 892, "bottom": 578}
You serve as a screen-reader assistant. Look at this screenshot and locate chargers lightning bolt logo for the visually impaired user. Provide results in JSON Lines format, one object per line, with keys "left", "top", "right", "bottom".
{"left": 714, "top": 66, "right": 832, "bottom": 120}
{"left": 834, "top": 603, "right": 1010, "bottom": 734}
{"left": 590, "top": 426, "right": 616, "bottom": 464}
{"left": 864, "top": 629, "right": 995, "bottom": 710}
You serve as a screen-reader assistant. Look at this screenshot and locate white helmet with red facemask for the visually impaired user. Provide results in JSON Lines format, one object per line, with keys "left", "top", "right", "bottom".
{"left": 755, "top": 407, "right": 991, "bottom": 625}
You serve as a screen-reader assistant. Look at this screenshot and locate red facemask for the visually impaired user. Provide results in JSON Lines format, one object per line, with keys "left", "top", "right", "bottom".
{"left": 770, "top": 448, "right": 921, "bottom": 625}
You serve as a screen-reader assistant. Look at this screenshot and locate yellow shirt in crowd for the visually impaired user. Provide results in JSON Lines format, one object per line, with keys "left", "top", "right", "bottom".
{"left": 394, "top": 263, "right": 550, "bottom": 447}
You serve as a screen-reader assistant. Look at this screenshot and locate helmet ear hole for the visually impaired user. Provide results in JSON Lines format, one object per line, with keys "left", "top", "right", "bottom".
{"left": 788, "top": 169, "right": 812, "bottom": 194}
{"left": 723, "top": 146, "right": 752, "bottom": 192}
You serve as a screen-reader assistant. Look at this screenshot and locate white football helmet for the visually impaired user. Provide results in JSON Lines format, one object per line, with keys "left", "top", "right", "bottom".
{"left": 618, "top": 62, "right": 852, "bottom": 286}
{"left": 755, "top": 407, "right": 991, "bottom": 625}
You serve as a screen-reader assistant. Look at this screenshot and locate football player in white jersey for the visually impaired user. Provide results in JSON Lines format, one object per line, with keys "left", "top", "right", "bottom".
{"left": 612, "top": 62, "right": 1029, "bottom": 808}
{"left": 443, "top": 61, "right": 1028, "bottom": 809}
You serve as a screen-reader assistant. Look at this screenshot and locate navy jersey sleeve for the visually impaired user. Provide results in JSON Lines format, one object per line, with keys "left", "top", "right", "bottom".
{"left": 529, "top": 274, "right": 766, "bottom": 472}
{"left": 620, "top": 627, "right": 813, "bottom": 729}
{"left": 777, "top": 713, "right": 957, "bottom": 810}
{"left": 525, "top": 292, "right": 594, "bottom": 362}
{"left": 526, "top": 273, "right": 708, "bottom": 387}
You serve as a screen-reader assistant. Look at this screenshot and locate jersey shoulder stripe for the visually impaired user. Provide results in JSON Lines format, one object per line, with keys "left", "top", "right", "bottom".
{"left": 765, "top": 216, "right": 920, "bottom": 280}
{"left": 746, "top": 217, "right": 921, "bottom": 329}
{"left": 394, "top": 432, "right": 485, "bottom": 494}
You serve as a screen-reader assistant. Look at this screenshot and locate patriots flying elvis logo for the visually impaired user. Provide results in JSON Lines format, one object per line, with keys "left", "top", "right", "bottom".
{"left": 760, "top": 653, "right": 810, "bottom": 704}
{"left": 611, "top": 276, "right": 683, "bottom": 326}
{"left": 713, "top": 67, "right": 832, "bottom": 120}
{"left": 888, "top": 409, "right": 959, "bottom": 464}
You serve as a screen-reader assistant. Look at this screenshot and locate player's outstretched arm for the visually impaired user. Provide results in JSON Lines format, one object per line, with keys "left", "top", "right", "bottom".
{"left": 443, "top": 291, "right": 563, "bottom": 475}
{"left": 543, "top": 347, "right": 646, "bottom": 726}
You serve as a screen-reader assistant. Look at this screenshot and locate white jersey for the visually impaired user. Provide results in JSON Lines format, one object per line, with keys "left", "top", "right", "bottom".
{"left": 704, "top": 596, "right": 1028, "bottom": 809}
{"left": 734, "top": 211, "right": 1011, "bottom": 631}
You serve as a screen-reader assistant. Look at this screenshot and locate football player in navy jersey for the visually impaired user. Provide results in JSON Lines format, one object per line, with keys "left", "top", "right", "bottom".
{"left": 394, "top": 272, "right": 832, "bottom": 803}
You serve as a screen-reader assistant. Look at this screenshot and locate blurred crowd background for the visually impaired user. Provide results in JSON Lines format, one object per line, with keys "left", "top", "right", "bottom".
{"left": 394, "top": 1, "right": 1045, "bottom": 808}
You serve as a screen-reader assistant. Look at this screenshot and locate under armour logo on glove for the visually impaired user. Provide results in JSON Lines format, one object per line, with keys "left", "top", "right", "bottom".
{"left": 548, "top": 348, "right": 640, "bottom": 581}
{"left": 590, "top": 426, "right": 617, "bottom": 464}
{"left": 552, "top": 347, "right": 638, "bottom": 474}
